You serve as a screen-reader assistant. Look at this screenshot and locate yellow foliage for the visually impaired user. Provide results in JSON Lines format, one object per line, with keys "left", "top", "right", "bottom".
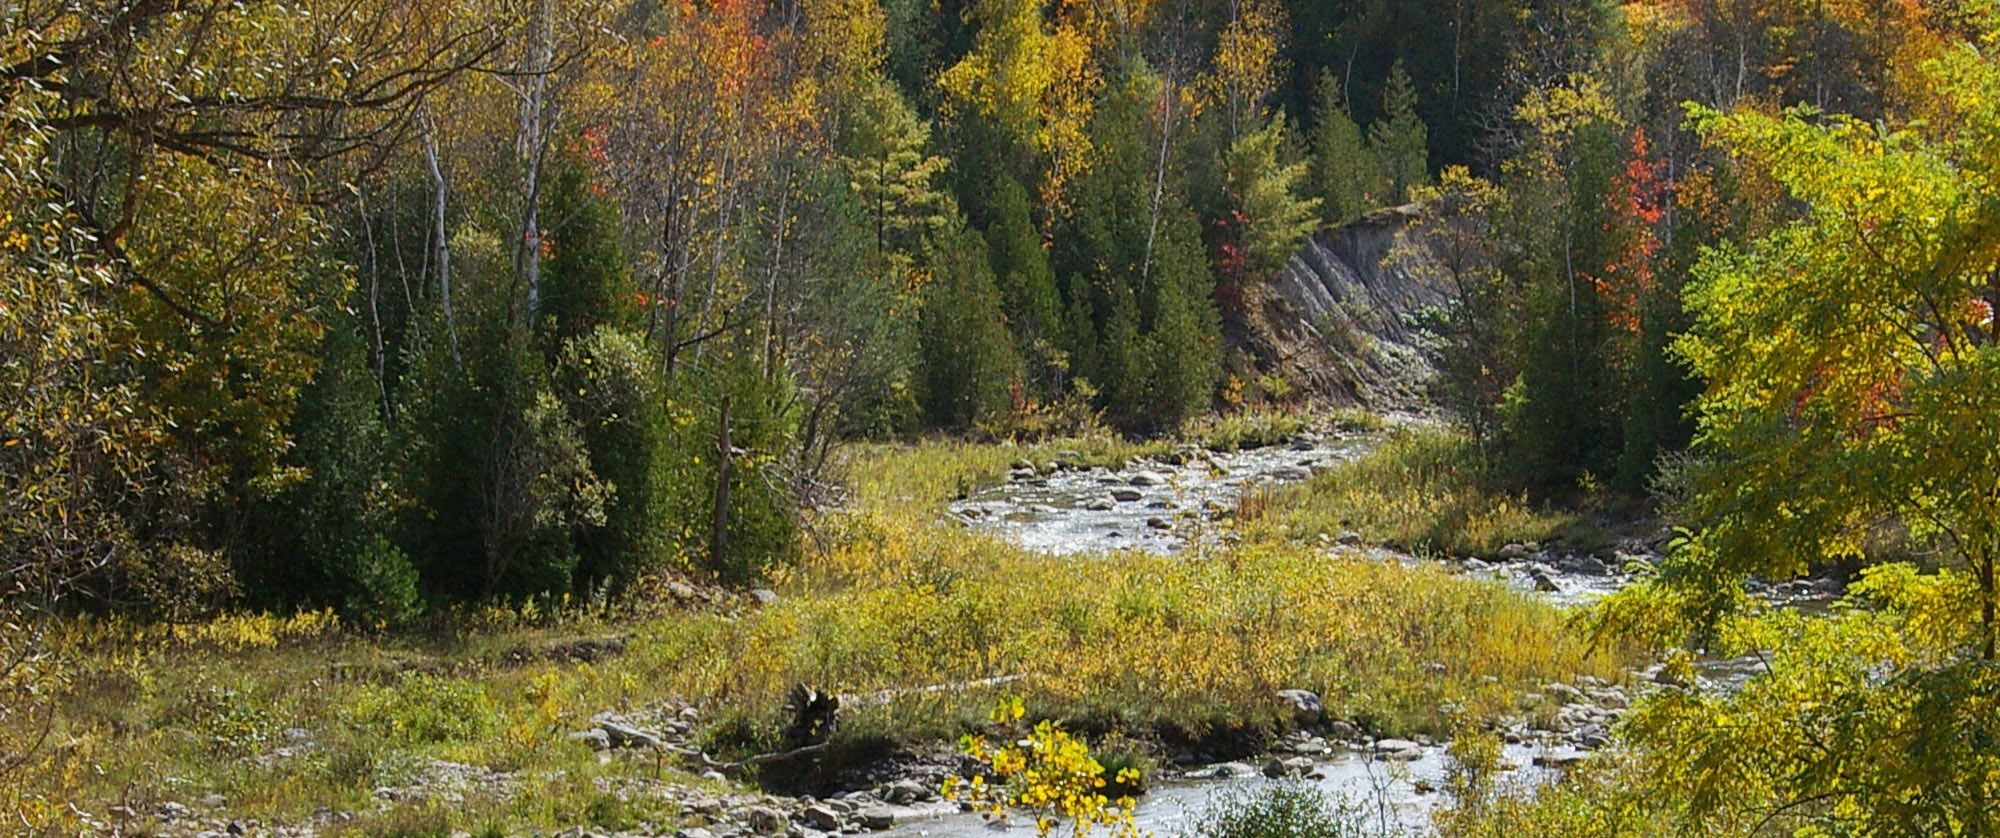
{"left": 947, "top": 701, "right": 1142, "bottom": 838}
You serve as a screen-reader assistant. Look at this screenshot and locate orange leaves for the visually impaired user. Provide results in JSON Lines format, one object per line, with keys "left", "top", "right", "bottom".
{"left": 1590, "top": 127, "right": 1671, "bottom": 337}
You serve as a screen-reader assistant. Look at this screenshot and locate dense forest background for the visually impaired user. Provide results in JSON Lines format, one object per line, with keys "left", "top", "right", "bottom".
{"left": 1, "top": 0, "right": 1988, "bottom": 622}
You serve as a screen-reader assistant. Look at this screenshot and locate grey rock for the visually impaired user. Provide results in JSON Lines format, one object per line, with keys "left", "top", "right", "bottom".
{"left": 800, "top": 805, "right": 842, "bottom": 832}
{"left": 749, "top": 807, "right": 786, "bottom": 834}
{"left": 1372, "top": 739, "right": 1423, "bottom": 760}
{"left": 1530, "top": 570, "right": 1561, "bottom": 593}
{"left": 1499, "top": 543, "right": 1531, "bottom": 560}
{"left": 1335, "top": 530, "right": 1364, "bottom": 547}
{"left": 1128, "top": 471, "right": 1167, "bottom": 487}
{"left": 1085, "top": 498, "right": 1116, "bottom": 512}
{"left": 1262, "top": 756, "right": 1316, "bottom": 778}
{"left": 1147, "top": 517, "right": 1171, "bottom": 530}
{"left": 600, "top": 720, "right": 663, "bottom": 749}
{"left": 1270, "top": 465, "right": 1313, "bottom": 481}
{"left": 679, "top": 829, "right": 720, "bottom": 838}
{"left": 1324, "top": 720, "right": 1360, "bottom": 740}
{"left": 1109, "top": 488, "right": 1143, "bottom": 503}
{"left": 688, "top": 798, "right": 726, "bottom": 817}
{"left": 884, "top": 780, "right": 931, "bottom": 805}
{"left": 201, "top": 794, "right": 228, "bottom": 809}
{"left": 1185, "top": 762, "right": 1258, "bottom": 779}
{"left": 1558, "top": 555, "right": 1611, "bottom": 576}
{"left": 568, "top": 729, "right": 612, "bottom": 750}
{"left": 751, "top": 589, "right": 780, "bottom": 605}
{"left": 1274, "top": 689, "right": 1324, "bottom": 726}
{"left": 854, "top": 807, "right": 897, "bottom": 830}
{"left": 1463, "top": 558, "right": 1492, "bottom": 572}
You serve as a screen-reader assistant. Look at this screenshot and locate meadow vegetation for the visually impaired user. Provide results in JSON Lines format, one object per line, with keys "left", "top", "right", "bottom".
{"left": 1240, "top": 426, "right": 1607, "bottom": 559}
{"left": 8, "top": 427, "right": 1623, "bottom": 834}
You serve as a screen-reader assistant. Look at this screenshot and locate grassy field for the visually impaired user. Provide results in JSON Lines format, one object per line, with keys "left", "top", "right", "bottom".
{"left": 1239, "top": 425, "right": 1612, "bottom": 559}
{"left": 8, "top": 420, "right": 1629, "bottom": 835}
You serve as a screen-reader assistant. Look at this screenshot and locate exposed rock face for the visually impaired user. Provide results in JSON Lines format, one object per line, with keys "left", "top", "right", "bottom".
{"left": 1231, "top": 205, "right": 1449, "bottom": 410}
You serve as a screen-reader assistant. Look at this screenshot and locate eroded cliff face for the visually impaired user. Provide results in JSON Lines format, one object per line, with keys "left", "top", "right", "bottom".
{"left": 1229, "top": 205, "right": 1449, "bottom": 410}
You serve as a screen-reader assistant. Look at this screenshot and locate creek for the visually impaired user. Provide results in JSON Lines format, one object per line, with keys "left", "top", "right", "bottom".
{"left": 902, "top": 427, "right": 1631, "bottom": 837}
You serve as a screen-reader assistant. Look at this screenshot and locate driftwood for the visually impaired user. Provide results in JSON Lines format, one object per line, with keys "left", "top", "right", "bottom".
{"left": 659, "top": 676, "right": 1025, "bottom": 776}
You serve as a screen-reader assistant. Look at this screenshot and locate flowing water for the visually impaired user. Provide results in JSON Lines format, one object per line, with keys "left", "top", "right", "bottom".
{"left": 910, "top": 427, "right": 1833, "bottom": 837}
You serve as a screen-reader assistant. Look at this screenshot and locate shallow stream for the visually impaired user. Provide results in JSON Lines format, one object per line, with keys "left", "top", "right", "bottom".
{"left": 913, "top": 429, "right": 1626, "bottom": 836}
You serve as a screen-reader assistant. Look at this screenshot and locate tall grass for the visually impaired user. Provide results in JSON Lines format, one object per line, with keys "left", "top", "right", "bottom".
{"left": 1242, "top": 426, "right": 1602, "bottom": 558}
{"left": 14, "top": 426, "right": 1626, "bottom": 833}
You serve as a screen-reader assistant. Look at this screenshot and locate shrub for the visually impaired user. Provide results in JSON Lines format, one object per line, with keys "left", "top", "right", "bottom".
{"left": 1182, "top": 783, "right": 1378, "bottom": 838}
{"left": 344, "top": 674, "right": 497, "bottom": 745}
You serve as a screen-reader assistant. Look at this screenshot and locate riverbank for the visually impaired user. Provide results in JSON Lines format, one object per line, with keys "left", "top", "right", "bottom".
{"left": 10, "top": 416, "right": 1635, "bottom": 837}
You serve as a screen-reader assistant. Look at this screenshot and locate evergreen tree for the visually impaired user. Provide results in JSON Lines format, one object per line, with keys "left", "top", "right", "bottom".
{"left": 917, "top": 225, "right": 1019, "bottom": 428}
{"left": 238, "top": 311, "right": 420, "bottom": 624}
{"left": 984, "top": 175, "right": 1062, "bottom": 348}
{"left": 538, "top": 149, "right": 634, "bottom": 348}
{"left": 1308, "top": 69, "right": 1383, "bottom": 225}
{"left": 554, "top": 326, "right": 671, "bottom": 593}
{"left": 1369, "top": 61, "right": 1431, "bottom": 204}
{"left": 1226, "top": 111, "right": 1323, "bottom": 278}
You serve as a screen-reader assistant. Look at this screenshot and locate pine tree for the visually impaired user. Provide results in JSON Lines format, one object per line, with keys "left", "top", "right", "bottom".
{"left": 984, "top": 174, "right": 1063, "bottom": 361}
{"left": 1309, "top": 70, "right": 1383, "bottom": 225}
{"left": 917, "top": 225, "right": 1019, "bottom": 428}
{"left": 1227, "top": 111, "right": 1322, "bottom": 277}
{"left": 1369, "top": 61, "right": 1431, "bottom": 204}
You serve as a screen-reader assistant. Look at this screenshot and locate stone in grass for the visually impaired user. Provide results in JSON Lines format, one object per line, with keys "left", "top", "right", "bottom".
{"left": 749, "top": 807, "right": 787, "bottom": 835}
{"left": 600, "top": 720, "right": 662, "bottom": 749}
{"left": 568, "top": 728, "right": 612, "bottom": 751}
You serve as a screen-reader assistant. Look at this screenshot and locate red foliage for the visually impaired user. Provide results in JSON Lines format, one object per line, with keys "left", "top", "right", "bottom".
{"left": 1588, "top": 127, "right": 1670, "bottom": 336}
{"left": 1210, "top": 210, "right": 1249, "bottom": 314}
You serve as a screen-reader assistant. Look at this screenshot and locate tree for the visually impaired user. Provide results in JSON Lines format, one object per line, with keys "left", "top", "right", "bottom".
{"left": 985, "top": 174, "right": 1068, "bottom": 393}
{"left": 1674, "top": 33, "right": 2000, "bottom": 659}
{"left": 937, "top": 0, "right": 1103, "bottom": 202}
{"left": 1308, "top": 69, "right": 1384, "bottom": 225}
{"left": 1368, "top": 61, "right": 1431, "bottom": 204}
{"left": 1224, "top": 111, "right": 1322, "bottom": 278}
{"left": 1398, "top": 167, "right": 1508, "bottom": 447}
{"left": 918, "top": 226, "right": 1020, "bottom": 428}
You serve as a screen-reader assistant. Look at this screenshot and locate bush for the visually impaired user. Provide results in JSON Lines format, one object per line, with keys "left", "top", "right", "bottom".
{"left": 1183, "top": 783, "right": 1378, "bottom": 838}
{"left": 344, "top": 674, "right": 497, "bottom": 745}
